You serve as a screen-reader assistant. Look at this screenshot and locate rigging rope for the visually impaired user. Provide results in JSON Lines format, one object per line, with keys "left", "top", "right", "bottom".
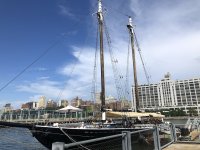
{"left": 133, "top": 31, "right": 151, "bottom": 85}
{"left": 125, "top": 33, "right": 131, "bottom": 101}
{"left": 91, "top": 22, "right": 99, "bottom": 103}
{"left": 55, "top": 16, "right": 94, "bottom": 102}
{"left": 0, "top": 38, "right": 63, "bottom": 92}
{"left": 55, "top": 47, "right": 83, "bottom": 102}
{"left": 103, "top": 18, "right": 127, "bottom": 104}
{"left": 133, "top": 30, "right": 154, "bottom": 107}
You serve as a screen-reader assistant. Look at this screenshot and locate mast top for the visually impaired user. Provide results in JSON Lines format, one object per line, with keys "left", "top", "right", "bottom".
{"left": 128, "top": 17, "right": 133, "bottom": 26}
{"left": 97, "top": 0, "right": 103, "bottom": 22}
{"left": 98, "top": 0, "right": 102, "bottom": 13}
{"left": 127, "top": 16, "right": 134, "bottom": 34}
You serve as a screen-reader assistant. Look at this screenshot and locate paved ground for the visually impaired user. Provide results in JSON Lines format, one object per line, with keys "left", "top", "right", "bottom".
{"left": 163, "top": 143, "right": 200, "bottom": 150}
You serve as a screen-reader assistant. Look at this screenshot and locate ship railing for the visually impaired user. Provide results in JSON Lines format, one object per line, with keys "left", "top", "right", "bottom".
{"left": 52, "top": 123, "right": 179, "bottom": 150}
{"left": 174, "top": 122, "right": 200, "bottom": 143}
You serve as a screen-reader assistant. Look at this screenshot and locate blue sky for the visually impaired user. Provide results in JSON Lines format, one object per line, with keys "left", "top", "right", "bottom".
{"left": 0, "top": 0, "right": 200, "bottom": 108}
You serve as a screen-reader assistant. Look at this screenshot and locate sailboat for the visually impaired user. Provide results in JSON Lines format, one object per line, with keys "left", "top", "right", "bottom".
{"left": 0, "top": 0, "right": 164, "bottom": 149}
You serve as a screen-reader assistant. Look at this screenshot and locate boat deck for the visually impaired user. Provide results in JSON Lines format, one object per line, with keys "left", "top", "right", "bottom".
{"left": 163, "top": 143, "right": 200, "bottom": 150}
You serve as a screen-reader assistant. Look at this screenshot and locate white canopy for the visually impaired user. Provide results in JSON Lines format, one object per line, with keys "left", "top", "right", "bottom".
{"left": 57, "top": 105, "right": 83, "bottom": 112}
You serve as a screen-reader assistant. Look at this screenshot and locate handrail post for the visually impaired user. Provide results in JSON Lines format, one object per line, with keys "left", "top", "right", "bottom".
{"left": 170, "top": 123, "right": 174, "bottom": 142}
{"left": 52, "top": 142, "right": 65, "bottom": 150}
{"left": 122, "top": 131, "right": 132, "bottom": 150}
{"left": 171, "top": 123, "right": 177, "bottom": 142}
{"left": 153, "top": 126, "right": 161, "bottom": 150}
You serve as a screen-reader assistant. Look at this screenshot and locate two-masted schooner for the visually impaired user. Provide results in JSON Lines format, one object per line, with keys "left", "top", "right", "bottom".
{"left": 0, "top": 0, "right": 164, "bottom": 149}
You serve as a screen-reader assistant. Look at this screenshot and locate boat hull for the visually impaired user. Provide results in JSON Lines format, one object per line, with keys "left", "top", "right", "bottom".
{"left": 31, "top": 125, "right": 143, "bottom": 149}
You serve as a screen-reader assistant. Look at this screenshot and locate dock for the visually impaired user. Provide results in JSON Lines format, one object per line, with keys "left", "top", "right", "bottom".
{"left": 163, "top": 143, "right": 200, "bottom": 150}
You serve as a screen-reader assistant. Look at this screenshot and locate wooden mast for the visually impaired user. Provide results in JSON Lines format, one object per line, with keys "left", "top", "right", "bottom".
{"left": 97, "top": 0, "right": 106, "bottom": 120}
{"left": 127, "top": 17, "right": 140, "bottom": 112}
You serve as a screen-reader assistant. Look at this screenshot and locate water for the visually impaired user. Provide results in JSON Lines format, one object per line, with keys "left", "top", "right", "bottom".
{"left": 166, "top": 118, "right": 188, "bottom": 124}
{"left": 0, "top": 127, "right": 47, "bottom": 150}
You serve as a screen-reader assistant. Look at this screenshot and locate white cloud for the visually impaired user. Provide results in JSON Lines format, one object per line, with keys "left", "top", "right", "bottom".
{"left": 58, "top": 46, "right": 122, "bottom": 99}
{"left": 15, "top": 0, "right": 200, "bottom": 104}
{"left": 37, "top": 76, "right": 49, "bottom": 80}
{"left": 58, "top": 5, "right": 74, "bottom": 18}
{"left": 128, "top": 0, "right": 200, "bottom": 82}
{"left": 17, "top": 80, "right": 62, "bottom": 99}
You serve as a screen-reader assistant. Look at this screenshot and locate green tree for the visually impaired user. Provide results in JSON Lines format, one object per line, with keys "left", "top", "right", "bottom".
{"left": 188, "top": 107, "right": 198, "bottom": 116}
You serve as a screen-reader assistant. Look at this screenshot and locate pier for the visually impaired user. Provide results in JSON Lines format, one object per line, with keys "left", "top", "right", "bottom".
{"left": 0, "top": 109, "right": 91, "bottom": 125}
{"left": 163, "top": 143, "right": 200, "bottom": 150}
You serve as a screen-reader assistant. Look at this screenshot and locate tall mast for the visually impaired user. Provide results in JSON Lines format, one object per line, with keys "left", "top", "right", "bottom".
{"left": 127, "top": 17, "right": 140, "bottom": 112}
{"left": 97, "top": 0, "right": 106, "bottom": 120}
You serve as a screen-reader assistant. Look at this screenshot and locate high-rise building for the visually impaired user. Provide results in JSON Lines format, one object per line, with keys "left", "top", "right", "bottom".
{"left": 95, "top": 93, "right": 101, "bottom": 104}
{"left": 21, "top": 102, "right": 38, "bottom": 110}
{"left": 3, "top": 103, "right": 12, "bottom": 112}
{"left": 133, "top": 73, "right": 200, "bottom": 114}
{"left": 58, "top": 100, "right": 68, "bottom": 107}
{"left": 71, "top": 97, "right": 83, "bottom": 107}
{"left": 46, "top": 99, "right": 57, "bottom": 108}
{"left": 38, "top": 96, "right": 46, "bottom": 109}
{"left": 105, "top": 95, "right": 116, "bottom": 104}
{"left": 175, "top": 78, "right": 200, "bottom": 106}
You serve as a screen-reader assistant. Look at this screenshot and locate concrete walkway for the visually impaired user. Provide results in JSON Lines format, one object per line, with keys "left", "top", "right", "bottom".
{"left": 163, "top": 143, "right": 200, "bottom": 150}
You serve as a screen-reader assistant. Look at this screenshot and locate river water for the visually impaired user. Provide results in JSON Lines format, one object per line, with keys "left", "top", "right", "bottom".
{"left": 164, "top": 118, "right": 188, "bottom": 125}
{"left": 0, "top": 127, "right": 47, "bottom": 150}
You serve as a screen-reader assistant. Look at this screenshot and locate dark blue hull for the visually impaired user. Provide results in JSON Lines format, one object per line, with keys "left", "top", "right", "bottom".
{"left": 31, "top": 125, "right": 142, "bottom": 149}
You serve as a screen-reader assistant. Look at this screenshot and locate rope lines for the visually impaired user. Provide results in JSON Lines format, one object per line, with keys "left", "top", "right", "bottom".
{"left": 125, "top": 34, "right": 131, "bottom": 101}
{"left": 103, "top": 18, "right": 127, "bottom": 103}
{"left": 133, "top": 30, "right": 153, "bottom": 107}
{"left": 55, "top": 46, "right": 83, "bottom": 102}
{"left": 133, "top": 31, "right": 151, "bottom": 85}
{"left": 91, "top": 22, "right": 99, "bottom": 103}
{"left": 0, "top": 38, "right": 63, "bottom": 92}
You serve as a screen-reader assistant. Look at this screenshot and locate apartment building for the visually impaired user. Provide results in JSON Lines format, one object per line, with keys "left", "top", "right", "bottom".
{"left": 133, "top": 73, "right": 200, "bottom": 114}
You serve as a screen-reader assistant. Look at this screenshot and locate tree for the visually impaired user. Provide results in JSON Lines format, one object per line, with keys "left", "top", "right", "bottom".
{"left": 188, "top": 107, "right": 198, "bottom": 116}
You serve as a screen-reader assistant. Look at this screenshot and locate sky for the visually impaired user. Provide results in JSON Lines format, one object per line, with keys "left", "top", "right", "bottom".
{"left": 0, "top": 0, "right": 200, "bottom": 109}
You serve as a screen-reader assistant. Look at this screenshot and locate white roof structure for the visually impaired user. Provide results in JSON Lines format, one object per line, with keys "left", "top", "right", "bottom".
{"left": 57, "top": 105, "right": 82, "bottom": 112}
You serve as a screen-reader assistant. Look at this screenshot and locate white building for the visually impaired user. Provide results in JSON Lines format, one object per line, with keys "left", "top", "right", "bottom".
{"left": 37, "top": 96, "right": 46, "bottom": 109}
{"left": 58, "top": 100, "right": 68, "bottom": 107}
{"left": 105, "top": 95, "right": 116, "bottom": 104}
{"left": 133, "top": 73, "right": 200, "bottom": 114}
{"left": 157, "top": 73, "right": 177, "bottom": 107}
{"left": 95, "top": 93, "right": 101, "bottom": 104}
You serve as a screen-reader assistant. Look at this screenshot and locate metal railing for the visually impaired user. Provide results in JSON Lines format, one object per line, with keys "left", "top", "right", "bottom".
{"left": 174, "top": 122, "right": 200, "bottom": 143}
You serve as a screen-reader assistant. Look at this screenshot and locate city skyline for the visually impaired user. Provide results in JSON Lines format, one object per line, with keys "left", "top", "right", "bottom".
{"left": 0, "top": 0, "right": 200, "bottom": 108}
